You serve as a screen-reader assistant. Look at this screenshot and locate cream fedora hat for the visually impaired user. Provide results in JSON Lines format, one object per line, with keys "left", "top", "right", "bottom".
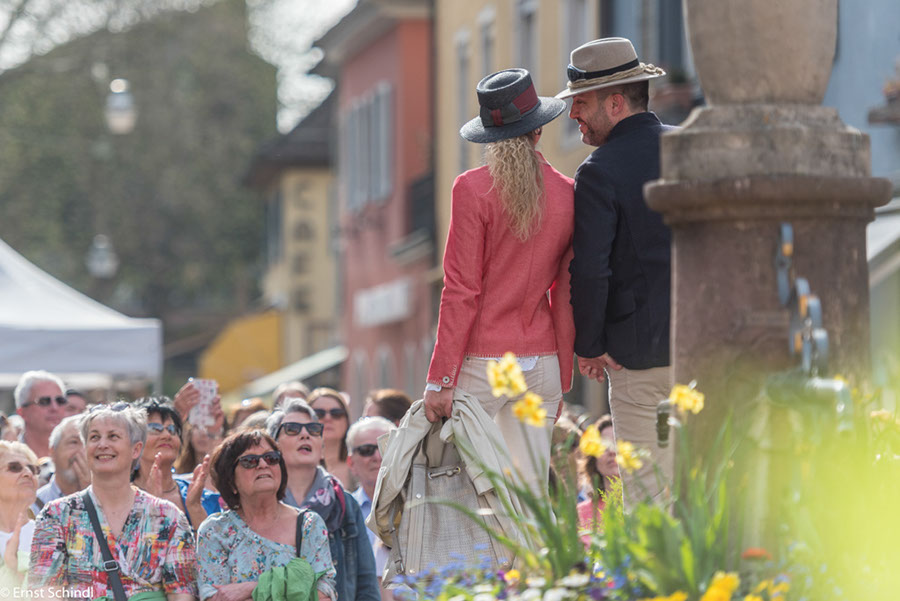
{"left": 556, "top": 37, "right": 666, "bottom": 99}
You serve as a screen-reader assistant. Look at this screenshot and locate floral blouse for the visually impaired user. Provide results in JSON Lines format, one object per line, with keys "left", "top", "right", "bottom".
{"left": 196, "top": 508, "right": 337, "bottom": 601}
{"left": 27, "top": 487, "right": 197, "bottom": 597}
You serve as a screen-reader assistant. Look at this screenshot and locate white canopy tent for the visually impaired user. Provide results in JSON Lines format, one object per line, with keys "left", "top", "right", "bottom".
{"left": 0, "top": 237, "right": 162, "bottom": 401}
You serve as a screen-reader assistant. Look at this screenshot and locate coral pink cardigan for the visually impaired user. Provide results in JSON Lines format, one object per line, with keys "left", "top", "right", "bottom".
{"left": 427, "top": 158, "right": 576, "bottom": 393}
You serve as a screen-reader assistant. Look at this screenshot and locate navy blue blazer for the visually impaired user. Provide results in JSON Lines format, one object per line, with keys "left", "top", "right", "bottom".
{"left": 569, "top": 111, "right": 677, "bottom": 370}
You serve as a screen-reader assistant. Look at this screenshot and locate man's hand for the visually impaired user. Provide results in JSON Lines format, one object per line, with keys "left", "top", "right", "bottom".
{"left": 577, "top": 353, "right": 622, "bottom": 382}
{"left": 423, "top": 387, "right": 453, "bottom": 423}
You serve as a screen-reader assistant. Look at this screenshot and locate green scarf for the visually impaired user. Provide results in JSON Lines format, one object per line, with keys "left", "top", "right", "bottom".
{"left": 93, "top": 591, "right": 167, "bottom": 601}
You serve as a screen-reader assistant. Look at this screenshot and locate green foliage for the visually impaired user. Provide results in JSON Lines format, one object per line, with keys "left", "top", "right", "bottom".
{"left": 0, "top": 0, "right": 276, "bottom": 321}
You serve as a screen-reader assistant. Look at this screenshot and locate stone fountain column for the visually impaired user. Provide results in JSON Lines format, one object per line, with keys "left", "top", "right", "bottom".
{"left": 645, "top": 0, "right": 892, "bottom": 446}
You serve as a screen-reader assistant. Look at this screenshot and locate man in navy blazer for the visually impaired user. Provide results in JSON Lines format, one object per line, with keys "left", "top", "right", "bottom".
{"left": 557, "top": 37, "right": 676, "bottom": 506}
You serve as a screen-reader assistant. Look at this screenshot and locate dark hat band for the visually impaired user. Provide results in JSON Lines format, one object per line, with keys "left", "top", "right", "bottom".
{"left": 567, "top": 57, "right": 640, "bottom": 82}
{"left": 479, "top": 84, "right": 539, "bottom": 129}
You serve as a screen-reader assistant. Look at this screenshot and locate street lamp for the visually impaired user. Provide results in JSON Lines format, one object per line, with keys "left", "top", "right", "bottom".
{"left": 86, "top": 234, "right": 119, "bottom": 279}
{"left": 104, "top": 78, "right": 137, "bottom": 135}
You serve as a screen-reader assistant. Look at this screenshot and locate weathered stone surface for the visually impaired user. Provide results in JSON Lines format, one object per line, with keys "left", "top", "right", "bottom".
{"left": 661, "top": 106, "right": 870, "bottom": 180}
{"left": 685, "top": 0, "right": 837, "bottom": 105}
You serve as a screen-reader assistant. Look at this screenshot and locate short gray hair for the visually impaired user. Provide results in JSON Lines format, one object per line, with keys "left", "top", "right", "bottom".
{"left": 49, "top": 415, "right": 84, "bottom": 450}
{"left": 266, "top": 398, "right": 317, "bottom": 439}
{"left": 346, "top": 416, "right": 395, "bottom": 452}
{"left": 80, "top": 404, "right": 147, "bottom": 471}
{"left": 14, "top": 370, "right": 66, "bottom": 409}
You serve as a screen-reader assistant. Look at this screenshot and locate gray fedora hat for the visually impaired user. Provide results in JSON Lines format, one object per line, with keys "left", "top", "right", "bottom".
{"left": 461, "top": 69, "right": 566, "bottom": 143}
{"left": 556, "top": 37, "right": 666, "bottom": 100}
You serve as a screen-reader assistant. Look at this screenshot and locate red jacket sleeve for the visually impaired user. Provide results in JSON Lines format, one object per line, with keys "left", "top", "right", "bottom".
{"left": 427, "top": 174, "right": 486, "bottom": 388}
{"left": 551, "top": 244, "right": 576, "bottom": 393}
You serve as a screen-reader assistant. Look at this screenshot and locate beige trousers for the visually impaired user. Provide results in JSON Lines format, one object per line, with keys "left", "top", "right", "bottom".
{"left": 455, "top": 355, "right": 562, "bottom": 493}
{"left": 607, "top": 365, "right": 674, "bottom": 509}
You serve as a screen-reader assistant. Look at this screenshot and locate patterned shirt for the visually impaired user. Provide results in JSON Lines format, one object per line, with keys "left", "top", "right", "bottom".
{"left": 27, "top": 487, "right": 197, "bottom": 597}
{"left": 197, "top": 508, "right": 337, "bottom": 601}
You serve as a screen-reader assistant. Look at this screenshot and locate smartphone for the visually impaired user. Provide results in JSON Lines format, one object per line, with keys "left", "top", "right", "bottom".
{"left": 188, "top": 378, "right": 218, "bottom": 430}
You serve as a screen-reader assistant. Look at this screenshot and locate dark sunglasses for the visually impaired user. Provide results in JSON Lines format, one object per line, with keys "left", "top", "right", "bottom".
{"left": 28, "top": 395, "right": 68, "bottom": 408}
{"left": 235, "top": 451, "right": 281, "bottom": 470}
{"left": 314, "top": 408, "right": 347, "bottom": 420}
{"left": 278, "top": 421, "right": 324, "bottom": 438}
{"left": 147, "top": 422, "right": 180, "bottom": 436}
{"left": 352, "top": 444, "right": 379, "bottom": 458}
{"left": 5, "top": 460, "right": 39, "bottom": 476}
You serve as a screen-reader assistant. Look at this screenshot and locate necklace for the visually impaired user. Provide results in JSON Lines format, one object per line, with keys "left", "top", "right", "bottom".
{"left": 163, "top": 483, "right": 178, "bottom": 494}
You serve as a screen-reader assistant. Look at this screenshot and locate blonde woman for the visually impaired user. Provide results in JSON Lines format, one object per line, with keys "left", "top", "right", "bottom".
{"left": 424, "top": 68, "right": 575, "bottom": 490}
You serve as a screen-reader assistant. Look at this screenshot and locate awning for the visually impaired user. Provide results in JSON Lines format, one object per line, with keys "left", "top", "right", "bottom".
{"left": 242, "top": 345, "right": 348, "bottom": 398}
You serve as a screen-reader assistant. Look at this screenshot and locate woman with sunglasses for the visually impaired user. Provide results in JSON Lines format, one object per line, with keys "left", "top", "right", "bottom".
{"left": 28, "top": 403, "right": 197, "bottom": 599}
{"left": 133, "top": 397, "right": 221, "bottom": 528}
{"left": 0, "top": 441, "right": 39, "bottom": 589}
{"left": 306, "top": 388, "right": 354, "bottom": 489}
{"left": 196, "top": 430, "right": 336, "bottom": 601}
{"left": 266, "top": 400, "right": 379, "bottom": 601}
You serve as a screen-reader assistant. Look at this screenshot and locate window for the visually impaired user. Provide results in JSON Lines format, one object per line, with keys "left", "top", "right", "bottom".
{"left": 478, "top": 6, "right": 496, "bottom": 77}
{"left": 341, "top": 83, "right": 394, "bottom": 212}
{"left": 456, "top": 29, "right": 471, "bottom": 174}
{"left": 562, "top": 0, "right": 592, "bottom": 143}
{"left": 265, "top": 189, "right": 283, "bottom": 267}
{"left": 517, "top": 0, "right": 538, "bottom": 84}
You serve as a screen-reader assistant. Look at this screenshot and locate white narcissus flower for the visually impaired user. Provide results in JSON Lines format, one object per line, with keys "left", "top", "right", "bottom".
{"left": 473, "top": 594, "right": 496, "bottom": 601}
{"left": 543, "top": 588, "right": 573, "bottom": 601}
{"left": 558, "top": 573, "right": 590, "bottom": 588}
{"left": 520, "top": 590, "right": 542, "bottom": 601}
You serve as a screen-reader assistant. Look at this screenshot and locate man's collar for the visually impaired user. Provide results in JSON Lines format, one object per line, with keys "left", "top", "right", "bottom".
{"left": 607, "top": 111, "right": 661, "bottom": 143}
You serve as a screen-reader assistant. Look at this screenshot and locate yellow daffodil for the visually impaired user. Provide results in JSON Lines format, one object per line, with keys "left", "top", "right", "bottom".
{"left": 503, "top": 569, "right": 521, "bottom": 585}
{"left": 700, "top": 572, "right": 740, "bottom": 601}
{"left": 616, "top": 440, "right": 644, "bottom": 473}
{"left": 512, "top": 392, "right": 545, "bottom": 426}
{"left": 744, "top": 595, "right": 764, "bottom": 601}
{"left": 637, "top": 593, "right": 687, "bottom": 601}
{"left": 752, "top": 581, "right": 770, "bottom": 594}
{"left": 769, "top": 581, "right": 790, "bottom": 596}
{"left": 669, "top": 382, "right": 705, "bottom": 414}
{"left": 487, "top": 352, "right": 528, "bottom": 398}
{"left": 579, "top": 424, "right": 605, "bottom": 458}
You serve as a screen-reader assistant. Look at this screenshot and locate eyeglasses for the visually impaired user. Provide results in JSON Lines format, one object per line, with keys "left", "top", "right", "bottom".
{"left": 147, "top": 423, "right": 180, "bottom": 437}
{"left": 234, "top": 451, "right": 281, "bottom": 469}
{"left": 277, "top": 421, "right": 324, "bottom": 438}
{"left": 26, "top": 395, "right": 68, "bottom": 408}
{"left": 4, "top": 460, "right": 39, "bottom": 476}
{"left": 352, "top": 444, "right": 379, "bottom": 458}
{"left": 314, "top": 408, "right": 347, "bottom": 420}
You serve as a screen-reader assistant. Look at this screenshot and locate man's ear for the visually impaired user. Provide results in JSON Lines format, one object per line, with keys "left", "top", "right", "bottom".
{"left": 608, "top": 92, "right": 627, "bottom": 117}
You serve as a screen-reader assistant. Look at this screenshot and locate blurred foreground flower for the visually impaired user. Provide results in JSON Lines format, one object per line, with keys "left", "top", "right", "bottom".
{"left": 700, "top": 571, "right": 740, "bottom": 601}
{"left": 512, "top": 391, "right": 546, "bottom": 426}
{"left": 488, "top": 352, "right": 528, "bottom": 397}
{"left": 669, "top": 381, "right": 705, "bottom": 414}
{"left": 579, "top": 424, "right": 606, "bottom": 457}
{"left": 616, "top": 440, "right": 644, "bottom": 473}
{"left": 740, "top": 547, "right": 772, "bottom": 561}
{"left": 637, "top": 592, "right": 688, "bottom": 601}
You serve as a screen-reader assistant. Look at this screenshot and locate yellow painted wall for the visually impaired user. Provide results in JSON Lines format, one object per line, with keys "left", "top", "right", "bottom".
{"left": 261, "top": 167, "right": 338, "bottom": 364}
{"left": 199, "top": 310, "right": 282, "bottom": 394}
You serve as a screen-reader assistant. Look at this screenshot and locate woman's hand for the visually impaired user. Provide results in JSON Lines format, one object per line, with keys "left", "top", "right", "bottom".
{"left": 209, "top": 581, "right": 257, "bottom": 601}
{"left": 145, "top": 452, "right": 165, "bottom": 498}
{"left": 185, "top": 455, "right": 211, "bottom": 523}
{"left": 3, "top": 511, "right": 26, "bottom": 579}
{"left": 71, "top": 452, "right": 91, "bottom": 489}
{"left": 210, "top": 396, "right": 225, "bottom": 433}
{"left": 174, "top": 381, "right": 200, "bottom": 421}
{"left": 424, "top": 387, "right": 453, "bottom": 423}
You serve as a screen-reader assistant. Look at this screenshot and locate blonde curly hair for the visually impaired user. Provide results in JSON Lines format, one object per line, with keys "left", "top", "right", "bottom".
{"left": 484, "top": 130, "right": 544, "bottom": 241}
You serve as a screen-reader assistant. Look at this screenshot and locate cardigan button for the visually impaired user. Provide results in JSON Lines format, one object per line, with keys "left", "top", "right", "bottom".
{"left": 441, "top": 376, "right": 451, "bottom": 384}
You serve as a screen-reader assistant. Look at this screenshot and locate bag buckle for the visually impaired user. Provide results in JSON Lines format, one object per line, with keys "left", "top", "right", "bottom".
{"left": 102, "top": 560, "right": 120, "bottom": 573}
{"left": 427, "top": 466, "right": 461, "bottom": 479}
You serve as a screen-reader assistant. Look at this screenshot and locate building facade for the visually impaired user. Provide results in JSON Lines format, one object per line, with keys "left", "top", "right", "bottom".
{"left": 314, "top": 0, "right": 435, "bottom": 411}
